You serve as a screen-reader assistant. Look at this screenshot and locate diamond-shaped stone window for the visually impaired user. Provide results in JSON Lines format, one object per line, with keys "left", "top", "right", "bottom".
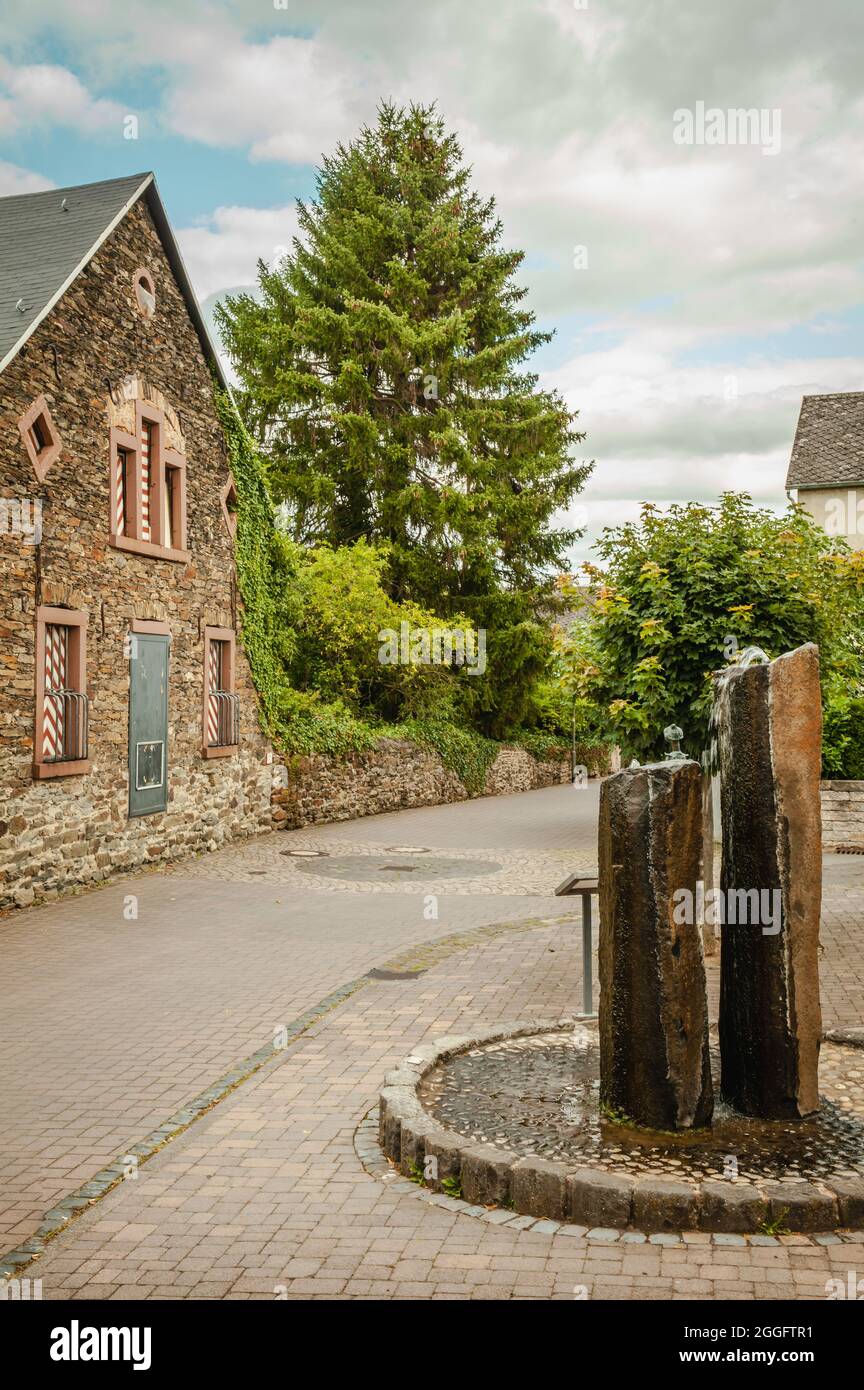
{"left": 18, "top": 394, "right": 62, "bottom": 482}
{"left": 220, "top": 477, "right": 238, "bottom": 538}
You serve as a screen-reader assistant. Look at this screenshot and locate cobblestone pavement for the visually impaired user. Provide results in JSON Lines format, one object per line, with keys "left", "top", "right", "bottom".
{"left": 21, "top": 920, "right": 864, "bottom": 1301}
{"left": 0, "top": 785, "right": 594, "bottom": 1250}
{"left": 3, "top": 783, "right": 864, "bottom": 1300}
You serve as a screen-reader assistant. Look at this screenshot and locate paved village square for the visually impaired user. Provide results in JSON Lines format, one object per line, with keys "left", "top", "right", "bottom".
{"left": 2, "top": 783, "right": 864, "bottom": 1302}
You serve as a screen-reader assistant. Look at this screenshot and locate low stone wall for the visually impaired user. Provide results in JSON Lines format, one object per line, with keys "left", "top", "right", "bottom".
{"left": 821, "top": 780, "right": 864, "bottom": 849}
{"left": 1, "top": 750, "right": 272, "bottom": 911}
{"left": 378, "top": 1024, "right": 864, "bottom": 1233}
{"left": 482, "top": 746, "right": 572, "bottom": 796}
{"left": 270, "top": 737, "right": 575, "bottom": 831}
{"left": 1, "top": 732, "right": 595, "bottom": 911}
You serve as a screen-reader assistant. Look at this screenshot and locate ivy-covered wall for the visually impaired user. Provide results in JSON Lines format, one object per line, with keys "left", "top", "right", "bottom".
{"left": 271, "top": 738, "right": 580, "bottom": 831}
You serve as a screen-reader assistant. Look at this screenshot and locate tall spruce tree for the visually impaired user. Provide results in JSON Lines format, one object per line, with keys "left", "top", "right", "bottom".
{"left": 216, "top": 102, "right": 591, "bottom": 732}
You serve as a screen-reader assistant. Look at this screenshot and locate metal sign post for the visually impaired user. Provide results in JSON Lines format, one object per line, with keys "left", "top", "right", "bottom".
{"left": 554, "top": 872, "right": 599, "bottom": 1018}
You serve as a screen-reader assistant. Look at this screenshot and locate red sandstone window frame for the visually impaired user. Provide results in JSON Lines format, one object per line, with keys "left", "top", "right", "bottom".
{"left": 109, "top": 426, "right": 140, "bottom": 542}
{"left": 132, "top": 266, "right": 157, "bottom": 320}
{"left": 220, "top": 477, "right": 238, "bottom": 539}
{"left": 108, "top": 403, "right": 188, "bottom": 561}
{"left": 33, "top": 606, "right": 90, "bottom": 779}
{"left": 131, "top": 618, "right": 171, "bottom": 638}
{"left": 163, "top": 448, "right": 188, "bottom": 553}
{"left": 202, "top": 627, "right": 239, "bottom": 758}
{"left": 18, "top": 394, "right": 62, "bottom": 482}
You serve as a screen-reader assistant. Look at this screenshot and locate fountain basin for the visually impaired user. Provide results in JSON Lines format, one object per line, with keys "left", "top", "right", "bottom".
{"left": 379, "top": 1022, "right": 864, "bottom": 1232}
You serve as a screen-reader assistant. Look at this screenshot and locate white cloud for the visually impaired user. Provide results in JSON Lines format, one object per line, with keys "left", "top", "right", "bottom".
{"left": 0, "top": 56, "right": 125, "bottom": 135}
{"left": 176, "top": 202, "right": 301, "bottom": 301}
{"left": 549, "top": 346, "right": 864, "bottom": 564}
{"left": 0, "top": 158, "right": 52, "bottom": 195}
{"left": 163, "top": 32, "right": 359, "bottom": 166}
{"left": 548, "top": 346, "right": 864, "bottom": 465}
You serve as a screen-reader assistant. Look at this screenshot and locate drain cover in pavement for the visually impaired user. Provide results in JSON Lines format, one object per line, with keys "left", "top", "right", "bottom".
{"left": 291, "top": 853, "right": 501, "bottom": 882}
{"left": 366, "top": 967, "right": 428, "bottom": 981}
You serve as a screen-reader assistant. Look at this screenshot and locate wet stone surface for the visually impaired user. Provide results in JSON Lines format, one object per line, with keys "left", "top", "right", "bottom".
{"left": 292, "top": 854, "right": 502, "bottom": 882}
{"left": 418, "top": 1031, "right": 864, "bottom": 1183}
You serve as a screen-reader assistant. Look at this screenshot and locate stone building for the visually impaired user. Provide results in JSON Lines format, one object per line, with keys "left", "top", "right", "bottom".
{"left": 786, "top": 391, "right": 864, "bottom": 549}
{"left": 0, "top": 173, "right": 272, "bottom": 909}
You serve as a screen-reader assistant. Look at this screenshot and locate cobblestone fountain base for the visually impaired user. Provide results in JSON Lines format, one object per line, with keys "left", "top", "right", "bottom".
{"left": 378, "top": 1023, "right": 864, "bottom": 1233}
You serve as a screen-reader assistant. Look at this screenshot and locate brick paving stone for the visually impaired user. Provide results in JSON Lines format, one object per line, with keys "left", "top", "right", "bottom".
{"left": 0, "top": 784, "right": 592, "bottom": 1247}
{"left": 3, "top": 788, "right": 864, "bottom": 1299}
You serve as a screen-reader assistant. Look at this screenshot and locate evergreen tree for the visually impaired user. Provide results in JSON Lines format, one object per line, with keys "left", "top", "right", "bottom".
{"left": 216, "top": 102, "right": 591, "bottom": 733}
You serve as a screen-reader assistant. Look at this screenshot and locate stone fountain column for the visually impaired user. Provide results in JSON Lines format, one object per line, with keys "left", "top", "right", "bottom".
{"left": 599, "top": 757, "right": 713, "bottom": 1130}
{"left": 716, "top": 643, "right": 822, "bottom": 1118}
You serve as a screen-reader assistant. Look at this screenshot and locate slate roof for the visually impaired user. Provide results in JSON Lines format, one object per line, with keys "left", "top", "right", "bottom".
{"left": 786, "top": 392, "right": 864, "bottom": 489}
{"left": 0, "top": 171, "right": 227, "bottom": 386}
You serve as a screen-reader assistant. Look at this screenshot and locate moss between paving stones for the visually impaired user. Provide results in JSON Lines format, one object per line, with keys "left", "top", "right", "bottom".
{"left": 0, "top": 913, "right": 571, "bottom": 1283}
{"left": 376, "top": 1022, "right": 864, "bottom": 1237}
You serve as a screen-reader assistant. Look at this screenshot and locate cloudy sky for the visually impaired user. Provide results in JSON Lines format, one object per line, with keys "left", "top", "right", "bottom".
{"left": 1, "top": 0, "right": 862, "bottom": 567}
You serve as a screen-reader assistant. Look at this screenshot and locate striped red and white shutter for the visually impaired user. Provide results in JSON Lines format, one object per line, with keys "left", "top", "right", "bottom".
{"left": 43, "top": 623, "right": 68, "bottom": 759}
{"left": 140, "top": 422, "right": 151, "bottom": 542}
{"left": 207, "top": 640, "right": 222, "bottom": 745}
{"left": 115, "top": 448, "right": 126, "bottom": 535}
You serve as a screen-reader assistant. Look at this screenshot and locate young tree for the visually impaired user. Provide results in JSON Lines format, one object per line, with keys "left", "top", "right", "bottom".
{"left": 216, "top": 102, "right": 590, "bottom": 666}
{"left": 560, "top": 493, "right": 864, "bottom": 763}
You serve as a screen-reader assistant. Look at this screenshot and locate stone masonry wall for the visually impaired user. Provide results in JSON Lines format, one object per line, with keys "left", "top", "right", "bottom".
{"left": 0, "top": 191, "right": 614, "bottom": 911}
{"left": 0, "top": 198, "right": 271, "bottom": 910}
{"left": 821, "top": 780, "right": 864, "bottom": 849}
{"left": 270, "top": 737, "right": 574, "bottom": 831}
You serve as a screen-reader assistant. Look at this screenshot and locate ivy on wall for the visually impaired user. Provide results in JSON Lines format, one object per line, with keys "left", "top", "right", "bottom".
{"left": 217, "top": 389, "right": 574, "bottom": 789}
{"left": 217, "top": 390, "right": 376, "bottom": 758}
{"left": 390, "top": 718, "right": 500, "bottom": 798}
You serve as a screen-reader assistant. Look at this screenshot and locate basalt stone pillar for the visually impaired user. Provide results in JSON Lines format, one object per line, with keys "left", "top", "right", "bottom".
{"left": 599, "top": 759, "right": 713, "bottom": 1130}
{"left": 717, "top": 643, "right": 822, "bottom": 1119}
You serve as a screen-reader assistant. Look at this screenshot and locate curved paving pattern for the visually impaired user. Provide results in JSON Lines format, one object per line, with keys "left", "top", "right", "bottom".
{"left": 2, "top": 786, "right": 864, "bottom": 1299}
{"left": 13, "top": 919, "right": 864, "bottom": 1300}
{"left": 181, "top": 836, "right": 590, "bottom": 895}
{"left": 420, "top": 1032, "right": 864, "bottom": 1181}
{"left": 292, "top": 853, "right": 505, "bottom": 883}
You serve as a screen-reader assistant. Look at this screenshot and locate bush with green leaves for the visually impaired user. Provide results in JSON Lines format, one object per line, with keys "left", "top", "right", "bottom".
{"left": 822, "top": 684, "right": 864, "bottom": 779}
{"left": 280, "top": 535, "right": 479, "bottom": 723}
{"left": 218, "top": 392, "right": 376, "bottom": 757}
{"left": 560, "top": 493, "right": 864, "bottom": 765}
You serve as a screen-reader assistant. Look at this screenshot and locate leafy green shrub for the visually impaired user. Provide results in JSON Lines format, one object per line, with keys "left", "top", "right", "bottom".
{"left": 219, "top": 390, "right": 569, "bottom": 787}
{"left": 508, "top": 728, "right": 569, "bottom": 761}
{"left": 841, "top": 701, "right": 864, "bottom": 779}
{"left": 280, "top": 536, "right": 476, "bottom": 724}
{"left": 822, "top": 686, "right": 864, "bottom": 779}
{"left": 392, "top": 716, "right": 499, "bottom": 797}
{"left": 219, "top": 393, "right": 379, "bottom": 758}
{"left": 560, "top": 493, "right": 864, "bottom": 764}
{"left": 822, "top": 683, "right": 851, "bottom": 778}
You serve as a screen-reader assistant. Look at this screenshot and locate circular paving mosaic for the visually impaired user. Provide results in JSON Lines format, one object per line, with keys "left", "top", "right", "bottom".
{"left": 292, "top": 853, "right": 502, "bottom": 882}
{"left": 418, "top": 1030, "right": 864, "bottom": 1183}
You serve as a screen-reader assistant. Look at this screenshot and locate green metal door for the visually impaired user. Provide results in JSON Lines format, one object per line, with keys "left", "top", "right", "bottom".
{"left": 128, "top": 633, "right": 168, "bottom": 817}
